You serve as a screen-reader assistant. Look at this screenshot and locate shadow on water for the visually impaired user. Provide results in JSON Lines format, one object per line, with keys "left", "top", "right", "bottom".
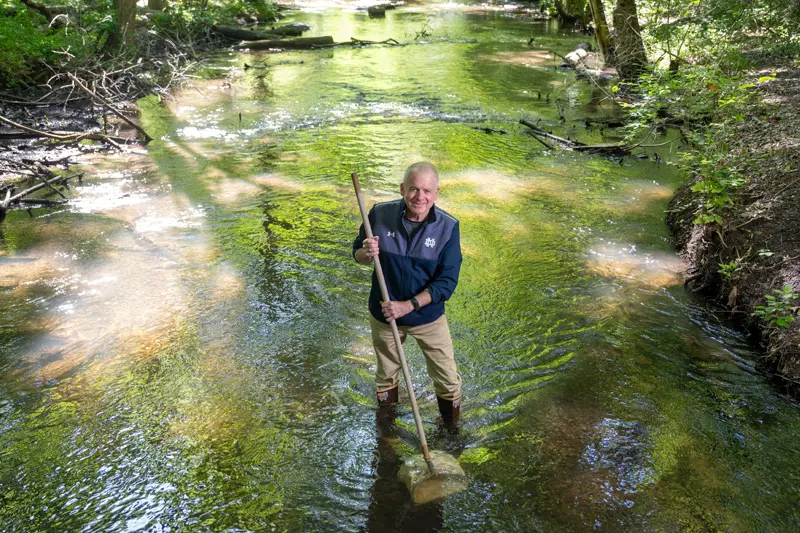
{"left": 365, "top": 408, "right": 444, "bottom": 533}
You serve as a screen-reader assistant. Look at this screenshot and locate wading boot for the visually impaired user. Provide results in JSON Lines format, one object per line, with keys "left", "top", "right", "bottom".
{"left": 436, "top": 396, "right": 461, "bottom": 426}
{"left": 376, "top": 386, "right": 399, "bottom": 446}
{"left": 376, "top": 386, "right": 399, "bottom": 407}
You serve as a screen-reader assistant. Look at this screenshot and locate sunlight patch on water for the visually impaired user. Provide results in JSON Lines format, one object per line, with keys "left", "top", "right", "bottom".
{"left": 209, "top": 176, "right": 264, "bottom": 208}
{"left": 208, "top": 263, "right": 246, "bottom": 302}
{"left": 134, "top": 210, "right": 204, "bottom": 233}
{"left": 407, "top": 2, "right": 541, "bottom": 14}
{"left": 178, "top": 126, "right": 239, "bottom": 141}
{"left": 598, "top": 180, "right": 676, "bottom": 215}
{"left": 586, "top": 242, "right": 684, "bottom": 288}
{"left": 71, "top": 182, "right": 150, "bottom": 214}
{"left": 344, "top": 335, "right": 376, "bottom": 370}
{"left": 166, "top": 80, "right": 238, "bottom": 117}
{"left": 251, "top": 173, "right": 306, "bottom": 191}
{"left": 481, "top": 50, "right": 557, "bottom": 68}
{"left": 250, "top": 100, "right": 465, "bottom": 133}
{"left": 444, "top": 169, "right": 549, "bottom": 203}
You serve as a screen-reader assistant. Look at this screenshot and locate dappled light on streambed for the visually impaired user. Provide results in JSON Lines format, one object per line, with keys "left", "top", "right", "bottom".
{"left": 2, "top": 3, "right": 800, "bottom": 532}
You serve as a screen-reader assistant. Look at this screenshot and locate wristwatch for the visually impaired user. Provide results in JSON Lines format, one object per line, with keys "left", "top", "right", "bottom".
{"left": 410, "top": 296, "right": 420, "bottom": 312}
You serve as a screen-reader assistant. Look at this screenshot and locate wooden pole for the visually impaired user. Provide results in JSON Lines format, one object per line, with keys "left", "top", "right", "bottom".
{"left": 351, "top": 172, "right": 435, "bottom": 474}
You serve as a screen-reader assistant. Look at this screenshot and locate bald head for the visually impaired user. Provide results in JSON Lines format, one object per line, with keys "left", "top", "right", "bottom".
{"left": 403, "top": 162, "right": 439, "bottom": 187}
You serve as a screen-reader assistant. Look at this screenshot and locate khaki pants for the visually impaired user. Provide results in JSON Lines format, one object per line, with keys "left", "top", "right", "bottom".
{"left": 370, "top": 314, "right": 461, "bottom": 401}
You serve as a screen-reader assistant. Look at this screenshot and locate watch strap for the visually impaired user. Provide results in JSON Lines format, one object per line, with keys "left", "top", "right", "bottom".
{"left": 410, "top": 296, "right": 420, "bottom": 311}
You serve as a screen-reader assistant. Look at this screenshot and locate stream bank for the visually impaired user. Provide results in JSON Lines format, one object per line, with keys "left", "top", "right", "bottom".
{"left": 667, "top": 67, "right": 800, "bottom": 392}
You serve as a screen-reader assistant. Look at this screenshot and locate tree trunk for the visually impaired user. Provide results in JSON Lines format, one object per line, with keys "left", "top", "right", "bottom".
{"left": 19, "top": 0, "right": 53, "bottom": 22}
{"left": 147, "top": 0, "right": 166, "bottom": 11}
{"left": 554, "top": 0, "right": 581, "bottom": 24}
{"left": 107, "top": 0, "right": 136, "bottom": 49}
{"left": 587, "top": 0, "right": 614, "bottom": 66}
{"left": 566, "top": 0, "right": 589, "bottom": 24}
{"left": 612, "top": 0, "right": 647, "bottom": 81}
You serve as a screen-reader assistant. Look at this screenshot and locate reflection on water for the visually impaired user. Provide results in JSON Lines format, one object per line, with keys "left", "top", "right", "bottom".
{"left": 2, "top": 3, "right": 800, "bottom": 532}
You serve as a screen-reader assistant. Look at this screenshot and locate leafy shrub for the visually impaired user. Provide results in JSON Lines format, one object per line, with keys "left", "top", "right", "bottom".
{"left": 754, "top": 285, "right": 799, "bottom": 329}
{"left": 0, "top": 9, "right": 88, "bottom": 86}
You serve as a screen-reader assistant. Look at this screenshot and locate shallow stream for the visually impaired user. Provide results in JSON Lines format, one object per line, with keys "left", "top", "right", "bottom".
{"left": 1, "top": 3, "right": 799, "bottom": 532}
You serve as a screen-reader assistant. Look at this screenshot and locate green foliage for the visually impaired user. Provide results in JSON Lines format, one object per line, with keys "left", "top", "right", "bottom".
{"left": 0, "top": 8, "right": 87, "bottom": 86}
{"left": 0, "top": 0, "right": 279, "bottom": 86}
{"left": 163, "top": 0, "right": 279, "bottom": 27}
{"left": 622, "top": 62, "right": 762, "bottom": 224}
{"left": 638, "top": 0, "right": 800, "bottom": 65}
{"left": 617, "top": 1, "right": 800, "bottom": 225}
{"left": 717, "top": 260, "right": 739, "bottom": 281}
{"left": 754, "top": 285, "right": 799, "bottom": 329}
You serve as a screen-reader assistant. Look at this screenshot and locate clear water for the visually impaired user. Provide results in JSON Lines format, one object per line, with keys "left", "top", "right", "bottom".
{"left": 1, "top": 3, "right": 799, "bottom": 532}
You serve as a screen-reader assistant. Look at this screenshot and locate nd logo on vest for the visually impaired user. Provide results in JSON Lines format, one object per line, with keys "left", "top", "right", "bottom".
{"left": 425, "top": 238, "right": 436, "bottom": 248}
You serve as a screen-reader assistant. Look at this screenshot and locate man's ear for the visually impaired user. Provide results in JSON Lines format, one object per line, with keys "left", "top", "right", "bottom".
{"left": 399, "top": 182, "right": 405, "bottom": 195}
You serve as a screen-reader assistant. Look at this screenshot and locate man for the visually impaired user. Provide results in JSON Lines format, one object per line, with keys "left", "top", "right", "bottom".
{"left": 353, "top": 162, "right": 463, "bottom": 423}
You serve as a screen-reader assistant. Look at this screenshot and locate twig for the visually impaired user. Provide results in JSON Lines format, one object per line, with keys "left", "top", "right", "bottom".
{"left": 6, "top": 173, "right": 76, "bottom": 204}
{"left": 626, "top": 126, "right": 657, "bottom": 149}
{"left": 350, "top": 37, "right": 400, "bottom": 46}
{"left": 635, "top": 138, "right": 678, "bottom": 148}
{"left": 33, "top": 163, "right": 67, "bottom": 199}
{"left": 17, "top": 198, "right": 68, "bottom": 206}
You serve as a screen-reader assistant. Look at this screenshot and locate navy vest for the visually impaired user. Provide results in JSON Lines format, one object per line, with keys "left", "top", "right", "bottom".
{"left": 354, "top": 199, "right": 462, "bottom": 326}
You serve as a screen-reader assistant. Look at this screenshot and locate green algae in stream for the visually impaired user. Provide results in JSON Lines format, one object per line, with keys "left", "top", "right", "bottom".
{"left": 2, "top": 6, "right": 800, "bottom": 532}
{"left": 0, "top": 318, "right": 293, "bottom": 532}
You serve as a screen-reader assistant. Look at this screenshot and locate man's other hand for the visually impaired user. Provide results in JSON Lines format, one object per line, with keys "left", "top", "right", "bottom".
{"left": 381, "top": 300, "right": 414, "bottom": 323}
{"left": 362, "top": 236, "right": 380, "bottom": 258}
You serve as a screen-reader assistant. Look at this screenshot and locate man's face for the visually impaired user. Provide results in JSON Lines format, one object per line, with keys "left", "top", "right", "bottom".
{"left": 400, "top": 170, "right": 439, "bottom": 220}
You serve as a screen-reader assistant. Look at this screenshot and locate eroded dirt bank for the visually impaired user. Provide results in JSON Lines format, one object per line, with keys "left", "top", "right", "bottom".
{"left": 667, "top": 68, "right": 800, "bottom": 391}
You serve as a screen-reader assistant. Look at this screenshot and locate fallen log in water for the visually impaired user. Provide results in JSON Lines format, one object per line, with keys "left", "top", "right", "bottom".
{"left": 234, "top": 36, "right": 335, "bottom": 50}
{"left": 211, "top": 25, "right": 282, "bottom": 41}
{"left": 347, "top": 37, "right": 400, "bottom": 46}
{"left": 519, "top": 118, "right": 631, "bottom": 156}
{"left": 267, "top": 23, "right": 311, "bottom": 36}
{"left": 366, "top": 3, "right": 399, "bottom": 18}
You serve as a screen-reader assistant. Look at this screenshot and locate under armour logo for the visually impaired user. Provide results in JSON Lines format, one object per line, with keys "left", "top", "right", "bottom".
{"left": 425, "top": 237, "right": 436, "bottom": 247}
{"left": 387, "top": 231, "right": 395, "bottom": 238}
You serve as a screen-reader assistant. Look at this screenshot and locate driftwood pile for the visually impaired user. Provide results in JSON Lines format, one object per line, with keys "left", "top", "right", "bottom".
{"left": 0, "top": 70, "right": 152, "bottom": 149}
{"left": 0, "top": 66, "right": 155, "bottom": 223}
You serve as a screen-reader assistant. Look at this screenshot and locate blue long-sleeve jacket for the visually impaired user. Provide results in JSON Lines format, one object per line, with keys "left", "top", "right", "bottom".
{"left": 353, "top": 199, "right": 462, "bottom": 326}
